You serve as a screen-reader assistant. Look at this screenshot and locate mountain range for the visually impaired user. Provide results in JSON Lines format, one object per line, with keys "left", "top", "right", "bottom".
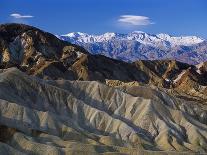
{"left": 0, "top": 23, "right": 207, "bottom": 154}
{"left": 58, "top": 31, "right": 207, "bottom": 64}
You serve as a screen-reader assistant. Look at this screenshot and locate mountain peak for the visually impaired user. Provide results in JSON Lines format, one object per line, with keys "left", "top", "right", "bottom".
{"left": 58, "top": 30, "right": 206, "bottom": 64}
{"left": 99, "top": 32, "right": 118, "bottom": 40}
{"left": 156, "top": 33, "right": 204, "bottom": 45}
{"left": 59, "top": 31, "right": 204, "bottom": 45}
{"left": 156, "top": 33, "right": 172, "bottom": 38}
{"left": 62, "top": 32, "right": 88, "bottom": 37}
{"left": 103, "top": 32, "right": 117, "bottom": 36}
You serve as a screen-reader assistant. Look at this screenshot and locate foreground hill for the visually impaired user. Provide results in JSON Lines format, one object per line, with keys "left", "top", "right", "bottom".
{"left": 0, "top": 23, "right": 207, "bottom": 154}
{"left": 0, "top": 68, "right": 207, "bottom": 154}
{"left": 58, "top": 31, "right": 207, "bottom": 64}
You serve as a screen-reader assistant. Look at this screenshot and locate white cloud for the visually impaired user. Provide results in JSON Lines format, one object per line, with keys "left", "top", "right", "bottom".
{"left": 118, "top": 15, "right": 154, "bottom": 26}
{"left": 10, "top": 13, "right": 34, "bottom": 19}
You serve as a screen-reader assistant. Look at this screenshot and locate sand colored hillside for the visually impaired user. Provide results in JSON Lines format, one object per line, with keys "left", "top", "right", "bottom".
{"left": 0, "top": 68, "right": 206, "bottom": 154}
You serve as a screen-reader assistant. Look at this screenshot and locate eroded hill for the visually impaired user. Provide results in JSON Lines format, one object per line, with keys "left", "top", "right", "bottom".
{"left": 0, "top": 68, "right": 207, "bottom": 154}
{"left": 0, "top": 23, "right": 207, "bottom": 154}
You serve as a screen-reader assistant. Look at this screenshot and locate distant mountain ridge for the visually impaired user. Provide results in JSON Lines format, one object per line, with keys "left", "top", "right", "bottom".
{"left": 60, "top": 31, "right": 204, "bottom": 46}
{"left": 58, "top": 31, "right": 207, "bottom": 64}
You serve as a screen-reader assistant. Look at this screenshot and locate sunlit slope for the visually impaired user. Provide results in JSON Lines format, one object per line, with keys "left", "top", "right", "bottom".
{"left": 0, "top": 68, "right": 206, "bottom": 154}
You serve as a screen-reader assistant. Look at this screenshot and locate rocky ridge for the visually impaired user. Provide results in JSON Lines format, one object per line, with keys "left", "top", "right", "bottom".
{"left": 58, "top": 31, "right": 207, "bottom": 64}
{"left": 0, "top": 23, "right": 207, "bottom": 154}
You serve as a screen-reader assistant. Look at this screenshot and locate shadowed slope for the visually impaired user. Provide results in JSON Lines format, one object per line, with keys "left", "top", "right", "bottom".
{"left": 1, "top": 23, "right": 206, "bottom": 88}
{"left": 0, "top": 68, "right": 206, "bottom": 154}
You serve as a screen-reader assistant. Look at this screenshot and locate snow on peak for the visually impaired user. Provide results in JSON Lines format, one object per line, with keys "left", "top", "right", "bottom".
{"left": 62, "top": 32, "right": 88, "bottom": 37}
{"left": 156, "top": 33, "right": 204, "bottom": 46}
{"left": 58, "top": 31, "right": 206, "bottom": 65}
{"left": 60, "top": 31, "right": 204, "bottom": 46}
{"left": 98, "top": 32, "right": 118, "bottom": 41}
{"left": 156, "top": 33, "right": 172, "bottom": 39}
{"left": 127, "top": 31, "right": 153, "bottom": 42}
{"left": 102, "top": 32, "right": 116, "bottom": 37}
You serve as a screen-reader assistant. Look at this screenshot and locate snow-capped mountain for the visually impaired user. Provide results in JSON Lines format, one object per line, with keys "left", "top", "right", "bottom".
{"left": 57, "top": 31, "right": 207, "bottom": 64}
{"left": 60, "top": 31, "right": 204, "bottom": 46}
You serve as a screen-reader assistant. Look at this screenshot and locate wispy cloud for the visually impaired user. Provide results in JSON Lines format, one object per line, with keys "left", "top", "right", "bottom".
{"left": 10, "top": 13, "right": 34, "bottom": 19}
{"left": 118, "top": 15, "right": 154, "bottom": 26}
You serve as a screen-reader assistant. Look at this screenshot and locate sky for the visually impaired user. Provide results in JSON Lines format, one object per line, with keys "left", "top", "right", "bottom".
{"left": 0, "top": 0, "right": 207, "bottom": 38}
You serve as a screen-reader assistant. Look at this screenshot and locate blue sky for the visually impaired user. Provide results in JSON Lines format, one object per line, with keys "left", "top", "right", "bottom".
{"left": 0, "top": 0, "right": 207, "bottom": 38}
